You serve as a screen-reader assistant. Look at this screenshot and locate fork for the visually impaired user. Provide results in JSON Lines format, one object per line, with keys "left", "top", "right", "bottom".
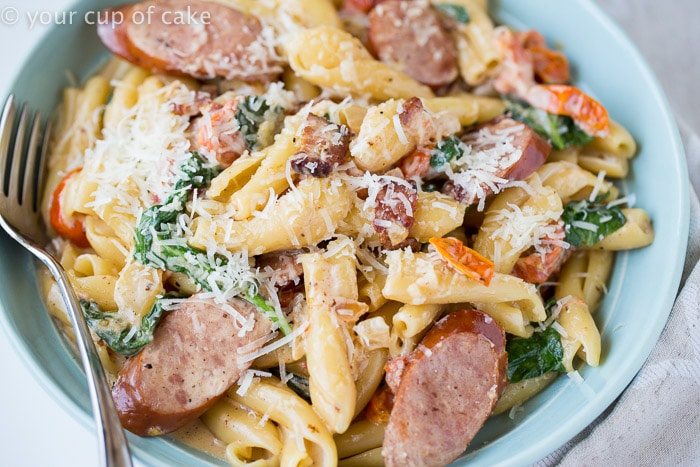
{"left": 0, "top": 95, "right": 133, "bottom": 467}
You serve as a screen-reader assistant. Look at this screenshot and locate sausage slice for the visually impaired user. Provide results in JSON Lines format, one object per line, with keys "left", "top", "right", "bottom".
{"left": 290, "top": 114, "right": 352, "bottom": 178}
{"left": 371, "top": 177, "right": 418, "bottom": 249}
{"left": 512, "top": 221, "right": 572, "bottom": 283}
{"left": 368, "top": 0, "right": 459, "bottom": 88}
{"left": 382, "top": 309, "right": 508, "bottom": 467}
{"left": 256, "top": 248, "right": 307, "bottom": 289}
{"left": 442, "top": 116, "right": 551, "bottom": 206}
{"left": 97, "top": 0, "right": 282, "bottom": 81}
{"left": 112, "top": 296, "right": 271, "bottom": 436}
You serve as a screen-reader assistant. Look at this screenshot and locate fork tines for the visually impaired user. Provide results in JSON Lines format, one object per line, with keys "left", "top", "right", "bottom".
{"left": 0, "top": 94, "right": 50, "bottom": 215}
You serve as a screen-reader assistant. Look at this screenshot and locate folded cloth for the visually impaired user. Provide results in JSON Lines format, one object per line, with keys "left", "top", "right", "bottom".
{"left": 538, "top": 120, "right": 700, "bottom": 466}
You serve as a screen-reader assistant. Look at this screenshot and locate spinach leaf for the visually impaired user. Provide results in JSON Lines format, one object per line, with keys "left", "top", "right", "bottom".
{"left": 133, "top": 153, "right": 219, "bottom": 265}
{"left": 285, "top": 373, "right": 311, "bottom": 402}
{"left": 270, "top": 368, "right": 311, "bottom": 403}
{"left": 235, "top": 95, "right": 277, "bottom": 150}
{"left": 81, "top": 298, "right": 168, "bottom": 356}
{"left": 506, "top": 326, "right": 566, "bottom": 383}
{"left": 142, "top": 239, "right": 292, "bottom": 334}
{"left": 430, "top": 135, "right": 466, "bottom": 167}
{"left": 132, "top": 153, "right": 292, "bottom": 334}
{"left": 562, "top": 197, "right": 627, "bottom": 248}
{"left": 434, "top": 3, "right": 470, "bottom": 23}
{"left": 505, "top": 98, "right": 594, "bottom": 150}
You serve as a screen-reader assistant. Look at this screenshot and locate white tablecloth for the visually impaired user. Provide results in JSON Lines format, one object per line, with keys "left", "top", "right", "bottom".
{"left": 0, "top": 1, "right": 698, "bottom": 466}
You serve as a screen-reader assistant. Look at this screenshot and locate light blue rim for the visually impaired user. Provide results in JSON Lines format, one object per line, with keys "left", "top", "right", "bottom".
{"left": 0, "top": 0, "right": 689, "bottom": 466}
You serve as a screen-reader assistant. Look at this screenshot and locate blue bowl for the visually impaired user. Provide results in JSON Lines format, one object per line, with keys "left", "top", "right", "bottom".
{"left": 0, "top": 0, "right": 688, "bottom": 465}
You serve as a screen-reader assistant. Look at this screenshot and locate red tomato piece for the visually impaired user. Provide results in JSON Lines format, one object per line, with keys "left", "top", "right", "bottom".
{"left": 49, "top": 168, "right": 90, "bottom": 248}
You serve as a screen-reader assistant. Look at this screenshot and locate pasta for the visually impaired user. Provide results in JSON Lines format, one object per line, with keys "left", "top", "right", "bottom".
{"left": 286, "top": 25, "right": 434, "bottom": 101}
{"left": 300, "top": 239, "right": 361, "bottom": 434}
{"left": 383, "top": 249, "right": 546, "bottom": 322}
{"left": 437, "top": 0, "right": 502, "bottom": 85}
{"left": 38, "top": 0, "right": 656, "bottom": 466}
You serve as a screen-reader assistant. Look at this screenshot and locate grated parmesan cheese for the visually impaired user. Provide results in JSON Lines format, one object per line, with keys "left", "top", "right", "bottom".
{"left": 488, "top": 202, "right": 564, "bottom": 266}
{"left": 237, "top": 320, "right": 309, "bottom": 363}
{"left": 235, "top": 369, "right": 273, "bottom": 396}
{"left": 588, "top": 170, "right": 607, "bottom": 202}
{"left": 445, "top": 122, "right": 527, "bottom": 210}
{"left": 83, "top": 81, "right": 197, "bottom": 220}
{"left": 393, "top": 113, "right": 409, "bottom": 145}
{"left": 551, "top": 320, "right": 568, "bottom": 338}
{"left": 607, "top": 193, "right": 636, "bottom": 208}
{"left": 571, "top": 220, "right": 599, "bottom": 232}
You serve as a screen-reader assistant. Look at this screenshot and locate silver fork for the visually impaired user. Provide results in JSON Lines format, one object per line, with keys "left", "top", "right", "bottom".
{"left": 0, "top": 95, "right": 133, "bottom": 467}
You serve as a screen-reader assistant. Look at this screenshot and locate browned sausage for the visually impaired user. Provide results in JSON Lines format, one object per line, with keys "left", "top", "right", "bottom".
{"left": 372, "top": 177, "right": 418, "bottom": 249}
{"left": 468, "top": 116, "right": 551, "bottom": 181}
{"left": 255, "top": 248, "right": 307, "bottom": 289}
{"left": 97, "top": 0, "right": 282, "bottom": 82}
{"left": 368, "top": 0, "right": 458, "bottom": 88}
{"left": 112, "top": 296, "right": 271, "bottom": 436}
{"left": 382, "top": 308, "right": 508, "bottom": 467}
{"left": 96, "top": 3, "right": 134, "bottom": 62}
{"left": 341, "top": 0, "right": 383, "bottom": 15}
{"left": 512, "top": 221, "right": 572, "bottom": 283}
{"left": 290, "top": 114, "right": 352, "bottom": 178}
{"left": 442, "top": 116, "right": 551, "bottom": 205}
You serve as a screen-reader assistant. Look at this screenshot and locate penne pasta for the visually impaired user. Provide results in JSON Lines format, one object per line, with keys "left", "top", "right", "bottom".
{"left": 37, "top": 1, "right": 655, "bottom": 465}
{"left": 286, "top": 26, "right": 434, "bottom": 101}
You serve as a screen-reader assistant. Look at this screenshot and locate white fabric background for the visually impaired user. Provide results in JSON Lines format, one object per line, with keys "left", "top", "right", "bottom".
{"left": 0, "top": 1, "right": 697, "bottom": 466}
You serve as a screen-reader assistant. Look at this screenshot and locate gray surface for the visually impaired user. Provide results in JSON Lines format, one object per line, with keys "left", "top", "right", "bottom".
{"left": 597, "top": 0, "right": 700, "bottom": 133}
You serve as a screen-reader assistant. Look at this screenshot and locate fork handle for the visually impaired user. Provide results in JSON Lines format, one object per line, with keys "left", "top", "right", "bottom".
{"left": 30, "top": 245, "right": 133, "bottom": 467}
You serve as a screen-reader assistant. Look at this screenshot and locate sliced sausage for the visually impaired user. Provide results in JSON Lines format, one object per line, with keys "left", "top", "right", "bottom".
{"left": 442, "top": 116, "right": 551, "bottom": 206}
{"left": 368, "top": 0, "right": 458, "bottom": 88}
{"left": 397, "top": 96, "right": 461, "bottom": 150}
{"left": 97, "top": 0, "right": 282, "bottom": 82}
{"left": 464, "top": 116, "right": 551, "bottom": 181}
{"left": 398, "top": 147, "right": 432, "bottom": 180}
{"left": 96, "top": 3, "right": 134, "bottom": 63}
{"left": 372, "top": 177, "right": 418, "bottom": 249}
{"left": 255, "top": 248, "right": 307, "bottom": 289}
{"left": 512, "top": 221, "right": 572, "bottom": 283}
{"left": 112, "top": 296, "right": 271, "bottom": 436}
{"left": 382, "top": 308, "right": 508, "bottom": 467}
{"left": 289, "top": 114, "right": 352, "bottom": 178}
{"left": 341, "top": 0, "right": 383, "bottom": 15}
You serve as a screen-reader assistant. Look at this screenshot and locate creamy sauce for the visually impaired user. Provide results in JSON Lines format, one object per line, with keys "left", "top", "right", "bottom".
{"left": 169, "top": 419, "right": 228, "bottom": 461}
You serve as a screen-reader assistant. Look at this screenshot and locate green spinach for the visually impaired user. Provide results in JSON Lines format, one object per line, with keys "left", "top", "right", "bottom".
{"left": 434, "top": 4, "right": 470, "bottom": 23}
{"left": 506, "top": 326, "right": 566, "bottom": 383}
{"left": 133, "top": 152, "right": 292, "bottom": 334}
{"left": 235, "top": 95, "right": 278, "bottom": 150}
{"left": 505, "top": 98, "right": 594, "bottom": 150}
{"left": 562, "top": 196, "right": 627, "bottom": 248}
{"left": 81, "top": 298, "right": 168, "bottom": 356}
{"left": 430, "top": 135, "right": 466, "bottom": 167}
